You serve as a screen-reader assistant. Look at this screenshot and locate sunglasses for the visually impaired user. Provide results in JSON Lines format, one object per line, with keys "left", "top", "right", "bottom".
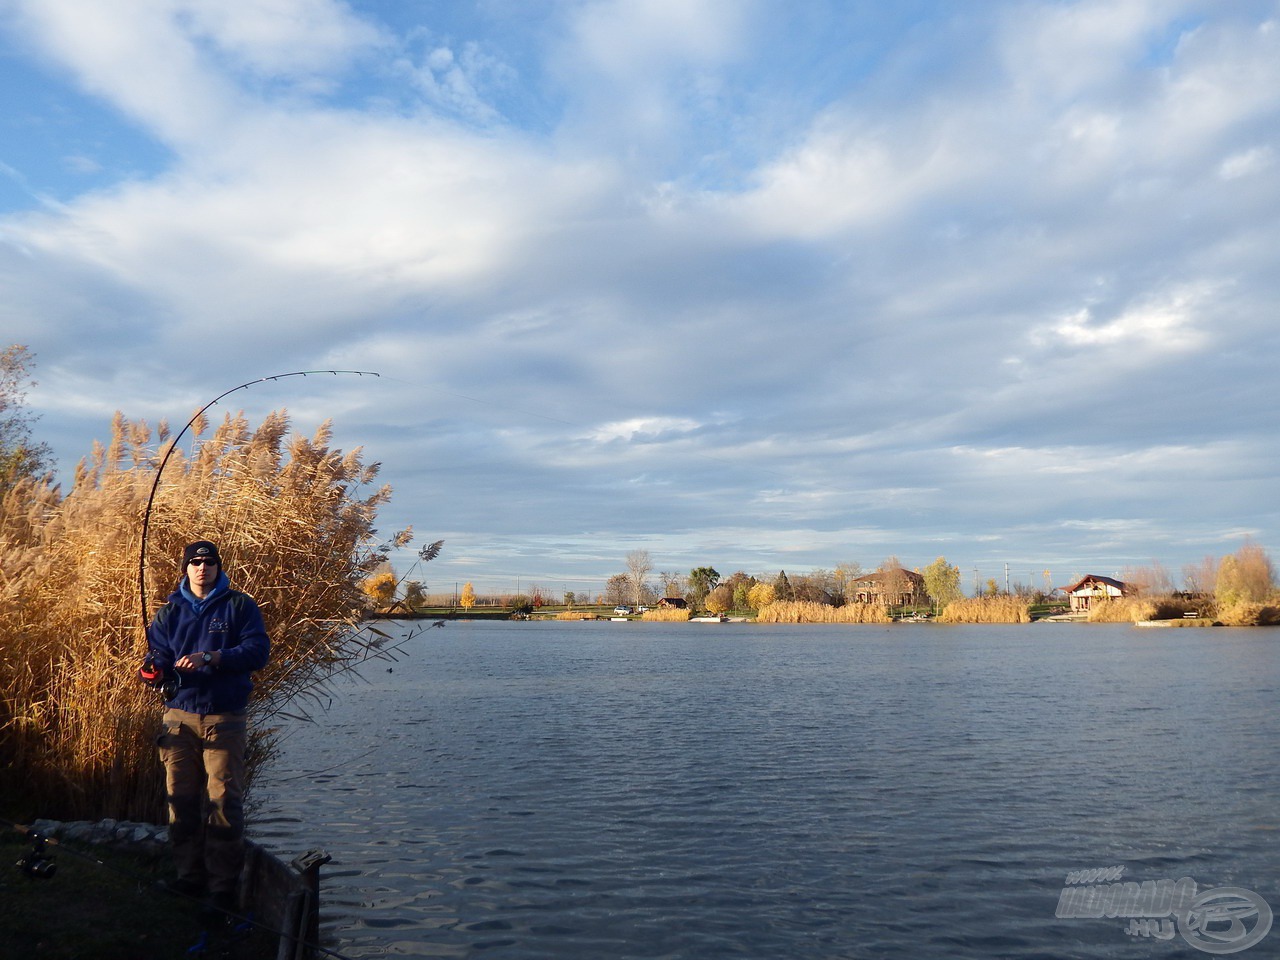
{"left": 188, "top": 558, "right": 218, "bottom": 567}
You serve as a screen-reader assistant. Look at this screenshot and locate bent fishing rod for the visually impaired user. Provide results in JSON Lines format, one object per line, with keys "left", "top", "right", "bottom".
{"left": 137, "top": 370, "right": 380, "bottom": 632}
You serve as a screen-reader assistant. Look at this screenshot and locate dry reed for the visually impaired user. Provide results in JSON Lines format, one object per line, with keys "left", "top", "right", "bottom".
{"left": 1087, "top": 596, "right": 1204, "bottom": 623}
{"left": 936, "top": 597, "right": 1031, "bottom": 623}
{"left": 0, "top": 410, "right": 409, "bottom": 822}
{"left": 555, "top": 610, "right": 599, "bottom": 620}
{"left": 1216, "top": 602, "right": 1280, "bottom": 626}
{"left": 640, "top": 607, "right": 691, "bottom": 622}
{"left": 755, "top": 601, "right": 890, "bottom": 624}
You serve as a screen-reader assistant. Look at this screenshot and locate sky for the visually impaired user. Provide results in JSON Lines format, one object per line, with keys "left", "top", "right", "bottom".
{"left": 2, "top": 0, "right": 1279, "bottom": 599}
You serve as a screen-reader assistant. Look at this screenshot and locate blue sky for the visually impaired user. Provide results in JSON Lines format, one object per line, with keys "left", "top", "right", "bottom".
{"left": 2, "top": 0, "right": 1279, "bottom": 597}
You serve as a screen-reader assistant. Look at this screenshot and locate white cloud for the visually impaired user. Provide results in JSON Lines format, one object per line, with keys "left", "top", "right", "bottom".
{"left": 1219, "top": 145, "right": 1275, "bottom": 180}
{"left": 583, "top": 417, "right": 702, "bottom": 444}
{"left": 2, "top": 0, "right": 1280, "bottom": 589}
{"left": 1047, "top": 285, "right": 1211, "bottom": 351}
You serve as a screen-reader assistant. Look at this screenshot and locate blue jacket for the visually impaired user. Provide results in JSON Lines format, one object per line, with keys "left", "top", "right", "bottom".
{"left": 146, "top": 572, "right": 271, "bottom": 715}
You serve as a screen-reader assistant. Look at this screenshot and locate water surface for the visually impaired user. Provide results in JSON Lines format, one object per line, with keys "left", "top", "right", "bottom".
{"left": 251, "top": 620, "right": 1280, "bottom": 958}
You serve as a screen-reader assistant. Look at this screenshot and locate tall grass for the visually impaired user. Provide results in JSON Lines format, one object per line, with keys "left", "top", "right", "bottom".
{"left": 640, "top": 607, "right": 691, "bottom": 621}
{"left": 1215, "top": 602, "right": 1280, "bottom": 626}
{"left": 0, "top": 410, "right": 407, "bottom": 823}
{"left": 1086, "top": 596, "right": 1203, "bottom": 623}
{"left": 936, "top": 597, "right": 1031, "bottom": 623}
{"left": 756, "top": 601, "right": 890, "bottom": 624}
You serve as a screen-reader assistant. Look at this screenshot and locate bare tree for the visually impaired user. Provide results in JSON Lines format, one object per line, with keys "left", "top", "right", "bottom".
{"left": 1120, "top": 561, "right": 1175, "bottom": 597}
{"left": 1182, "top": 556, "right": 1219, "bottom": 595}
{"left": 605, "top": 573, "right": 631, "bottom": 606}
{"left": 626, "top": 550, "right": 653, "bottom": 606}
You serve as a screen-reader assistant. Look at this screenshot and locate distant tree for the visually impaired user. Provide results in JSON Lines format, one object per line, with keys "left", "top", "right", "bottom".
{"left": 0, "top": 344, "right": 53, "bottom": 492}
{"left": 922, "top": 556, "right": 963, "bottom": 610}
{"left": 688, "top": 566, "right": 720, "bottom": 607}
{"left": 833, "top": 562, "right": 863, "bottom": 605}
{"left": 788, "top": 570, "right": 834, "bottom": 604}
{"left": 605, "top": 573, "right": 632, "bottom": 605}
{"left": 705, "top": 585, "right": 733, "bottom": 614}
{"left": 877, "top": 557, "right": 909, "bottom": 606}
{"left": 772, "top": 570, "right": 794, "bottom": 601}
{"left": 659, "top": 571, "right": 685, "bottom": 597}
{"left": 402, "top": 580, "right": 426, "bottom": 610}
{"left": 1121, "top": 561, "right": 1175, "bottom": 597}
{"left": 732, "top": 582, "right": 752, "bottom": 611}
{"left": 1216, "top": 540, "right": 1275, "bottom": 606}
{"left": 563, "top": 591, "right": 576, "bottom": 607}
{"left": 1182, "top": 556, "right": 1219, "bottom": 595}
{"left": 747, "top": 582, "right": 776, "bottom": 610}
{"left": 460, "top": 582, "right": 476, "bottom": 610}
{"left": 626, "top": 550, "right": 653, "bottom": 606}
{"left": 361, "top": 571, "right": 397, "bottom": 607}
{"left": 984, "top": 578, "right": 1000, "bottom": 597}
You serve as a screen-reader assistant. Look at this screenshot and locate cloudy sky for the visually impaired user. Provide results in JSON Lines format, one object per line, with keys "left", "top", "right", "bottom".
{"left": 2, "top": 0, "right": 1278, "bottom": 597}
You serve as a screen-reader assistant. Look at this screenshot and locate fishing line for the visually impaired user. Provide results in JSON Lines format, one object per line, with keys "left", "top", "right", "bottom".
{"left": 2, "top": 817, "right": 361, "bottom": 960}
{"left": 137, "top": 369, "right": 380, "bottom": 634}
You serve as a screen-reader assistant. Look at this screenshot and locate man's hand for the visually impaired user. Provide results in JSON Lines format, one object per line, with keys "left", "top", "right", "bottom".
{"left": 175, "top": 650, "right": 221, "bottom": 671}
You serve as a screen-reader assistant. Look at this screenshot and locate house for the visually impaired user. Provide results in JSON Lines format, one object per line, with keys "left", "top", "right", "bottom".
{"left": 848, "top": 568, "right": 926, "bottom": 605}
{"left": 657, "top": 596, "right": 688, "bottom": 609}
{"left": 1062, "top": 575, "right": 1129, "bottom": 614}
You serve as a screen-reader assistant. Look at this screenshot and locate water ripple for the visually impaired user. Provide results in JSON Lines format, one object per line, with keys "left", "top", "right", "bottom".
{"left": 251, "top": 622, "right": 1280, "bottom": 958}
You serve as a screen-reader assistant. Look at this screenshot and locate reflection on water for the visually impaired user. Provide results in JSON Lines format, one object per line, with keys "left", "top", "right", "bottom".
{"left": 251, "top": 621, "right": 1280, "bottom": 959}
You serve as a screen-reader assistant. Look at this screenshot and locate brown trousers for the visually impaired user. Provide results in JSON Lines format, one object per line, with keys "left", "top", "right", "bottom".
{"left": 157, "top": 708, "right": 248, "bottom": 894}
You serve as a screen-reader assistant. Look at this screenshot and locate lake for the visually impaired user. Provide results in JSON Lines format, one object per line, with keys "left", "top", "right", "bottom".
{"left": 250, "top": 620, "right": 1280, "bottom": 959}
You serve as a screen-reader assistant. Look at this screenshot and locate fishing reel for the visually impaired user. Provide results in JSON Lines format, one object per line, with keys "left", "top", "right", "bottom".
{"left": 139, "top": 653, "right": 180, "bottom": 700}
{"left": 16, "top": 833, "right": 56, "bottom": 879}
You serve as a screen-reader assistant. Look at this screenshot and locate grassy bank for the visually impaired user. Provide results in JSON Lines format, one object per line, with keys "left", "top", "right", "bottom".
{"left": 0, "top": 828, "right": 275, "bottom": 960}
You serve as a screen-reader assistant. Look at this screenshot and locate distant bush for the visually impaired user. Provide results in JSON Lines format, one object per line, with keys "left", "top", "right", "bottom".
{"left": 937, "top": 597, "right": 1031, "bottom": 623}
{"left": 641, "top": 607, "right": 691, "bottom": 621}
{"left": 756, "top": 601, "right": 889, "bottom": 624}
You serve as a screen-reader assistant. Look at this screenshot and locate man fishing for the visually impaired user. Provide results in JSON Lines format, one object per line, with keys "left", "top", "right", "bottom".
{"left": 140, "top": 539, "right": 271, "bottom": 917}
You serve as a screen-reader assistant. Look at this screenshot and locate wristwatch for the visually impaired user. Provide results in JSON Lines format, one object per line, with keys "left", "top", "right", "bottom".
{"left": 202, "top": 652, "right": 213, "bottom": 665}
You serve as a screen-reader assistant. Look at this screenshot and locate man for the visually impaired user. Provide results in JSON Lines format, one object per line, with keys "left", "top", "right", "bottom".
{"left": 141, "top": 539, "right": 271, "bottom": 916}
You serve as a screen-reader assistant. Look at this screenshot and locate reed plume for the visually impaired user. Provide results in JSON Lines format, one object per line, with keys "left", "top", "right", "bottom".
{"left": 0, "top": 410, "right": 407, "bottom": 822}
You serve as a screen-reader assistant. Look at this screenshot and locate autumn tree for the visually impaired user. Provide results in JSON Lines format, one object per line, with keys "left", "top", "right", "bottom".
{"left": 0, "top": 345, "right": 53, "bottom": 492}
{"left": 460, "top": 581, "right": 476, "bottom": 610}
{"left": 1216, "top": 540, "right": 1276, "bottom": 606}
{"left": 922, "top": 556, "right": 963, "bottom": 611}
{"left": 747, "top": 582, "right": 776, "bottom": 610}
{"left": 361, "top": 570, "right": 397, "bottom": 608}
{"left": 705, "top": 585, "right": 733, "bottom": 614}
